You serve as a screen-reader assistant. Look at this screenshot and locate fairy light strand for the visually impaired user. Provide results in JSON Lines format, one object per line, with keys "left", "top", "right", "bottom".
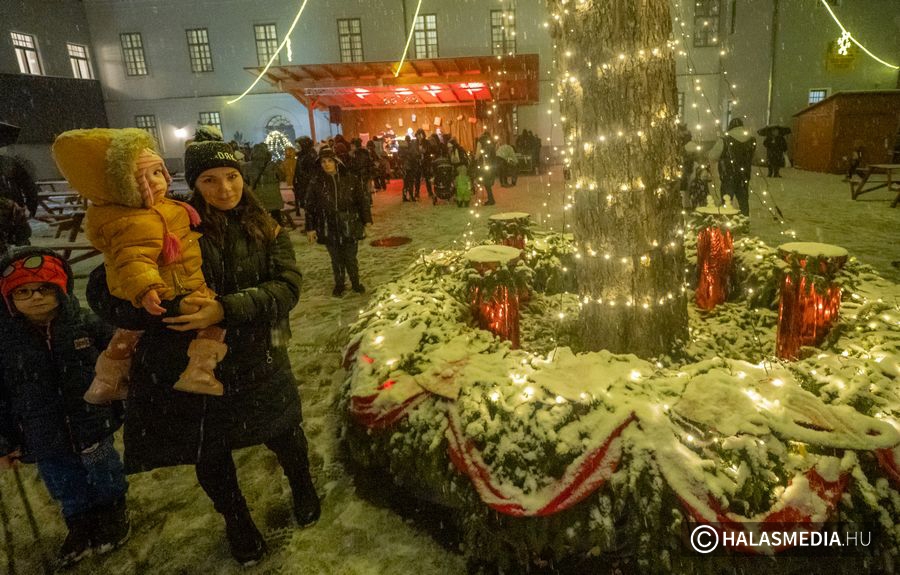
{"left": 819, "top": 0, "right": 899, "bottom": 70}
{"left": 227, "top": 0, "right": 311, "bottom": 104}
{"left": 394, "top": 0, "right": 423, "bottom": 77}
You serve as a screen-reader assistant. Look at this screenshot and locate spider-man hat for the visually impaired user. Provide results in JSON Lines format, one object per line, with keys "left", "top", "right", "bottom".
{"left": 0, "top": 248, "right": 72, "bottom": 310}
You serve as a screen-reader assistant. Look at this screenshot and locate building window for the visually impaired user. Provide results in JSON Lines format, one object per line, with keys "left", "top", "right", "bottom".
{"left": 66, "top": 43, "right": 93, "bottom": 79}
{"left": 186, "top": 28, "right": 213, "bottom": 73}
{"left": 135, "top": 114, "right": 160, "bottom": 144}
{"left": 677, "top": 92, "right": 685, "bottom": 119}
{"left": 254, "top": 24, "right": 279, "bottom": 66}
{"left": 11, "top": 32, "right": 42, "bottom": 75}
{"left": 120, "top": 33, "right": 148, "bottom": 76}
{"left": 413, "top": 14, "right": 438, "bottom": 59}
{"left": 337, "top": 18, "right": 363, "bottom": 63}
{"left": 490, "top": 10, "right": 516, "bottom": 56}
{"left": 199, "top": 112, "right": 222, "bottom": 133}
{"left": 693, "top": 0, "right": 720, "bottom": 47}
{"left": 808, "top": 89, "right": 828, "bottom": 105}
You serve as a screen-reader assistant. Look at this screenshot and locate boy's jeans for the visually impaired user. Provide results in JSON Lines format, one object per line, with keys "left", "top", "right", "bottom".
{"left": 36, "top": 436, "right": 127, "bottom": 518}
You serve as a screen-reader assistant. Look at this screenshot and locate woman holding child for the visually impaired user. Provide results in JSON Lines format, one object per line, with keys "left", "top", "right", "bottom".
{"left": 87, "top": 137, "right": 319, "bottom": 566}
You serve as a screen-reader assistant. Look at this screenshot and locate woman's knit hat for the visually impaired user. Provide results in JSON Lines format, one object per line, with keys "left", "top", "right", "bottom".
{"left": 184, "top": 141, "right": 242, "bottom": 189}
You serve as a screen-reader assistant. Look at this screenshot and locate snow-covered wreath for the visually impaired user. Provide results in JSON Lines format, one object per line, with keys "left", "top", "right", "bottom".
{"left": 340, "top": 215, "right": 900, "bottom": 572}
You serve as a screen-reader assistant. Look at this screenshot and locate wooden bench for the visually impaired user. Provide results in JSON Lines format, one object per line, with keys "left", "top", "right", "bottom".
{"left": 850, "top": 163, "right": 900, "bottom": 207}
{"left": 30, "top": 238, "right": 100, "bottom": 265}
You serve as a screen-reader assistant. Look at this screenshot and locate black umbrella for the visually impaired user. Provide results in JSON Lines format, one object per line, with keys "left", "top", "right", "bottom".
{"left": 0, "top": 122, "right": 22, "bottom": 147}
{"left": 757, "top": 125, "right": 791, "bottom": 136}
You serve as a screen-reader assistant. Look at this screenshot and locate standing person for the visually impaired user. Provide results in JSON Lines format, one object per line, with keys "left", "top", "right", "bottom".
{"left": 292, "top": 136, "right": 318, "bottom": 215}
{"left": 244, "top": 142, "right": 284, "bottom": 224}
{"left": 708, "top": 118, "right": 756, "bottom": 217}
{"left": 349, "top": 138, "right": 375, "bottom": 202}
{"left": 497, "top": 141, "right": 518, "bottom": 188}
{"left": 282, "top": 147, "right": 297, "bottom": 192}
{"left": 305, "top": 148, "right": 372, "bottom": 296}
{"left": 86, "top": 140, "right": 320, "bottom": 567}
{"left": 529, "top": 130, "right": 543, "bottom": 175}
{"left": 399, "top": 136, "right": 418, "bottom": 202}
{"left": 413, "top": 129, "right": 434, "bottom": 201}
{"left": 0, "top": 248, "right": 129, "bottom": 568}
{"left": 447, "top": 138, "right": 469, "bottom": 170}
{"left": 367, "top": 140, "right": 387, "bottom": 192}
{"left": 0, "top": 150, "right": 39, "bottom": 218}
{"left": 476, "top": 132, "right": 498, "bottom": 206}
{"left": 763, "top": 127, "right": 788, "bottom": 178}
{"left": 0, "top": 195, "right": 31, "bottom": 256}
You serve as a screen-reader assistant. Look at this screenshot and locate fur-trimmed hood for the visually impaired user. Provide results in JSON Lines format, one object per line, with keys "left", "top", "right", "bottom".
{"left": 52, "top": 128, "right": 160, "bottom": 208}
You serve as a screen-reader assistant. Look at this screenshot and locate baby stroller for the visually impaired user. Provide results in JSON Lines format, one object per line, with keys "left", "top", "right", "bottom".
{"left": 431, "top": 157, "right": 456, "bottom": 205}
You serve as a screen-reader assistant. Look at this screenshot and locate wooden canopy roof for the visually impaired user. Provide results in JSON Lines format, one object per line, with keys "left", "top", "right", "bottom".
{"left": 246, "top": 53, "right": 540, "bottom": 110}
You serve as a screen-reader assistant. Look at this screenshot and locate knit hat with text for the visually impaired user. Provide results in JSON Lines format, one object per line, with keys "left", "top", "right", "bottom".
{"left": 184, "top": 140, "right": 242, "bottom": 190}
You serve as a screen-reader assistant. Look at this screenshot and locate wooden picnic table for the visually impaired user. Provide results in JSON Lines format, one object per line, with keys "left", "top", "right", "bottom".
{"left": 850, "top": 164, "right": 900, "bottom": 207}
{"left": 30, "top": 238, "right": 100, "bottom": 265}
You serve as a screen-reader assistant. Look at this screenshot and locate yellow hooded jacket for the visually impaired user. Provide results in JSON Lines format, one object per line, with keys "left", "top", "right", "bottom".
{"left": 52, "top": 128, "right": 211, "bottom": 306}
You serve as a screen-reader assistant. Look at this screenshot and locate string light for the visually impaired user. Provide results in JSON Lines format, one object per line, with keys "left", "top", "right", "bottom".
{"left": 819, "top": 0, "right": 899, "bottom": 69}
{"left": 227, "top": 0, "right": 311, "bottom": 104}
{"left": 393, "top": 0, "right": 424, "bottom": 77}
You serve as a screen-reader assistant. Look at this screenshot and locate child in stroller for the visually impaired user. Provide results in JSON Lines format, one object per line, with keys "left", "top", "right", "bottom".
{"left": 431, "top": 156, "right": 456, "bottom": 205}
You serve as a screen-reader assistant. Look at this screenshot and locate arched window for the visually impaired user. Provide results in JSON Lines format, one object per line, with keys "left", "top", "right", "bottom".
{"left": 265, "top": 115, "right": 295, "bottom": 143}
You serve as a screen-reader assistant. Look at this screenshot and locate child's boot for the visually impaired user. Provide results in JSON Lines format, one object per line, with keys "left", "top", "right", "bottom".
{"left": 92, "top": 497, "right": 131, "bottom": 555}
{"left": 84, "top": 352, "right": 131, "bottom": 404}
{"left": 57, "top": 512, "right": 94, "bottom": 568}
{"left": 173, "top": 338, "right": 227, "bottom": 396}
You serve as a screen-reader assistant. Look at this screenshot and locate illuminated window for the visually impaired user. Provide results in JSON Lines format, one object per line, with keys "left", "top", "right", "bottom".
{"left": 199, "top": 111, "right": 222, "bottom": 133}
{"left": 135, "top": 114, "right": 159, "bottom": 144}
{"left": 11, "top": 32, "right": 42, "bottom": 75}
{"left": 120, "top": 33, "right": 148, "bottom": 76}
{"left": 337, "top": 18, "right": 363, "bottom": 63}
{"left": 678, "top": 92, "right": 685, "bottom": 119}
{"left": 693, "top": 0, "right": 720, "bottom": 47}
{"left": 67, "top": 43, "right": 92, "bottom": 79}
{"left": 254, "top": 24, "right": 279, "bottom": 66}
{"left": 186, "top": 28, "right": 213, "bottom": 73}
{"left": 414, "top": 14, "right": 438, "bottom": 59}
{"left": 808, "top": 89, "right": 828, "bottom": 105}
{"left": 490, "top": 10, "right": 516, "bottom": 56}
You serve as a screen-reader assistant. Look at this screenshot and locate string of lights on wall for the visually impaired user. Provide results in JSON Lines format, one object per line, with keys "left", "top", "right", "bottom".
{"left": 227, "top": 0, "right": 311, "bottom": 104}
{"left": 819, "top": 0, "right": 899, "bottom": 70}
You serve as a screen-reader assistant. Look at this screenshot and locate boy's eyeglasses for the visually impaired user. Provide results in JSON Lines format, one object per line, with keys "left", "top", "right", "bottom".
{"left": 11, "top": 285, "right": 57, "bottom": 301}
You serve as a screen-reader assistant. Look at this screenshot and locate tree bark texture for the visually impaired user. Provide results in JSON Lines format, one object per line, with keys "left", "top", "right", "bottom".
{"left": 546, "top": 0, "right": 689, "bottom": 357}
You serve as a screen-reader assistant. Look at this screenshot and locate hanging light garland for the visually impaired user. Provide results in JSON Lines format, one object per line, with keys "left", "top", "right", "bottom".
{"left": 393, "top": 0, "right": 423, "bottom": 77}
{"left": 227, "top": 0, "right": 311, "bottom": 104}
{"left": 819, "top": 0, "right": 899, "bottom": 70}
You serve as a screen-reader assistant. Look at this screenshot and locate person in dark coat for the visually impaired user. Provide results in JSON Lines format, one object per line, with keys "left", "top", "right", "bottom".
{"left": 399, "top": 136, "right": 418, "bottom": 202}
{"left": 763, "top": 127, "right": 788, "bottom": 178}
{"left": 476, "top": 132, "right": 498, "bottom": 205}
{"left": 349, "top": 137, "right": 375, "bottom": 202}
{"left": 413, "top": 128, "right": 434, "bottom": 200}
{"left": 86, "top": 141, "right": 320, "bottom": 567}
{"left": 708, "top": 118, "right": 757, "bottom": 217}
{"left": 0, "top": 152, "right": 40, "bottom": 217}
{"left": 0, "top": 196, "right": 31, "bottom": 256}
{"left": 292, "top": 136, "right": 319, "bottom": 215}
{"left": 305, "top": 147, "right": 372, "bottom": 296}
{"left": 0, "top": 247, "right": 128, "bottom": 568}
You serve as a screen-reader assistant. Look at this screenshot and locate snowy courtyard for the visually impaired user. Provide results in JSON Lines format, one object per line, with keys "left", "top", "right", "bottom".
{"left": 2, "top": 166, "right": 899, "bottom": 574}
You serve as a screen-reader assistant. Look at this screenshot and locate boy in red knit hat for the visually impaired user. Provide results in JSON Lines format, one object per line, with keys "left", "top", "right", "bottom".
{"left": 52, "top": 128, "right": 227, "bottom": 403}
{"left": 0, "top": 248, "right": 130, "bottom": 567}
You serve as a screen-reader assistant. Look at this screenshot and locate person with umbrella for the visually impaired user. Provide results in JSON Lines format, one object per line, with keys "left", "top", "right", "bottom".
{"left": 760, "top": 125, "right": 789, "bottom": 178}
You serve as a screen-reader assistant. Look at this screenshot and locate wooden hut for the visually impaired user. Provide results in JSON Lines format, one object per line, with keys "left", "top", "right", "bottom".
{"left": 791, "top": 90, "right": 900, "bottom": 173}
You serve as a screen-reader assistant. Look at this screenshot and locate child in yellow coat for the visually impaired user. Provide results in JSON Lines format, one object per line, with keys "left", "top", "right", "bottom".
{"left": 52, "top": 128, "right": 227, "bottom": 402}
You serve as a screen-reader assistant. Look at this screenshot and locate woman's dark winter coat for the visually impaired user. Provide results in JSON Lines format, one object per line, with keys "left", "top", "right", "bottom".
{"left": 763, "top": 132, "right": 788, "bottom": 169}
{"left": 87, "top": 211, "right": 303, "bottom": 473}
{"left": 304, "top": 164, "right": 372, "bottom": 246}
{"left": 0, "top": 247, "right": 120, "bottom": 462}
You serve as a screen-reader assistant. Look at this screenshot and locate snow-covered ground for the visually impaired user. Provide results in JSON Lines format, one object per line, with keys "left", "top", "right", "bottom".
{"left": 1, "top": 167, "right": 897, "bottom": 574}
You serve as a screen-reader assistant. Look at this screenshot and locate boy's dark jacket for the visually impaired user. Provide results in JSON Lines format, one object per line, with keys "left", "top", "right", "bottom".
{"left": 0, "top": 247, "right": 121, "bottom": 462}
